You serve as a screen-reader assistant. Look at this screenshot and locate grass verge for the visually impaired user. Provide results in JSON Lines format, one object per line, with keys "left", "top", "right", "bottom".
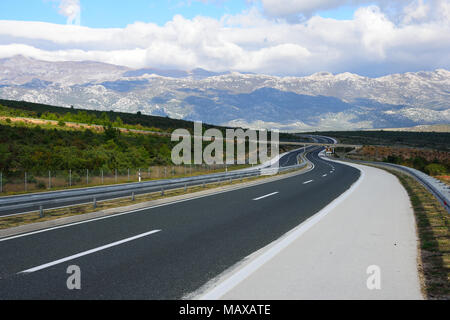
{"left": 369, "top": 164, "right": 449, "bottom": 300}
{"left": 0, "top": 164, "right": 252, "bottom": 197}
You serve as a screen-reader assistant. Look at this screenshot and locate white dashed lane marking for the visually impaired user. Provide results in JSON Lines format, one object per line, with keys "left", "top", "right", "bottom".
{"left": 253, "top": 192, "right": 279, "bottom": 201}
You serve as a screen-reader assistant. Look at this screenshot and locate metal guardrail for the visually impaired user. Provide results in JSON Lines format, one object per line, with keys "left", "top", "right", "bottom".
{"left": 260, "top": 155, "right": 308, "bottom": 176}
{"left": 0, "top": 150, "right": 310, "bottom": 216}
{"left": 374, "top": 162, "right": 450, "bottom": 213}
{"left": 335, "top": 157, "right": 450, "bottom": 214}
{"left": 0, "top": 170, "right": 259, "bottom": 214}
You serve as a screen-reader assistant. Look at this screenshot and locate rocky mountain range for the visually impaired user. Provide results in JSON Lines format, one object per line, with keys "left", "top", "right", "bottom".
{"left": 0, "top": 55, "right": 448, "bottom": 131}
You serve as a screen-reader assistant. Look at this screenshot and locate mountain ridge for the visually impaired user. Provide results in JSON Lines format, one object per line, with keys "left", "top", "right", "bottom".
{"left": 0, "top": 55, "right": 448, "bottom": 131}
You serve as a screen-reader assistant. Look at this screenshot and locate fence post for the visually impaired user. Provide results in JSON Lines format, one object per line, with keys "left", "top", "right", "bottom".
{"left": 39, "top": 205, "right": 44, "bottom": 218}
{"left": 101, "top": 169, "right": 104, "bottom": 184}
{"left": 131, "top": 192, "right": 135, "bottom": 201}
{"left": 161, "top": 187, "right": 164, "bottom": 196}
{"left": 69, "top": 169, "right": 72, "bottom": 187}
{"left": 25, "top": 172, "right": 27, "bottom": 192}
{"left": 93, "top": 197, "right": 97, "bottom": 209}
{"left": 48, "top": 170, "right": 51, "bottom": 189}
{"left": 0, "top": 171, "right": 2, "bottom": 193}
{"left": 86, "top": 169, "right": 89, "bottom": 185}
{"left": 184, "top": 183, "right": 187, "bottom": 192}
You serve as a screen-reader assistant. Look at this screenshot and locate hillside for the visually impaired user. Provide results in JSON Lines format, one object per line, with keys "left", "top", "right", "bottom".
{"left": 0, "top": 122, "right": 174, "bottom": 174}
{"left": 0, "top": 101, "right": 299, "bottom": 176}
{"left": 0, "top": 99, "right": 219, "bottom": 133}
{"left": 317, "top": 130, "right": 450, "bottom": 151}
{"left": 323, "top": 130, "right": 450, "bottom": 176}
{"left": 365, "top": 124, "right": 450, "bottom": 133}
{"left": 0, "top": 99, "right": 298, "bottom": 141}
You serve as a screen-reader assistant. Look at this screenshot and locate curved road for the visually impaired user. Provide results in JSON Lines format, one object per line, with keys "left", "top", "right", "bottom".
{"left": 0, "top": 138, "right": 361, "bottom": 299}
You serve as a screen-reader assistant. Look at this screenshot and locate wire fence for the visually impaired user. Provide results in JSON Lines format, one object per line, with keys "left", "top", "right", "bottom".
{"left": 0, "top": 163, "right": 244, "bottom": 195}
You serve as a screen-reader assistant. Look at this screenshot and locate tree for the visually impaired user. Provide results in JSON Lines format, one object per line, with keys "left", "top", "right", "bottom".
{"left": 384, "top": 155, "right": 403, "bottom": 164}
{"left": 413, "top": 157, "right": 427, "bottom": 171}
{"left": 100, "top": 112, "right": 110, "bottom": 126}
{"left": 103, "top": 124, "right": 120, "bottom": 142}
{"left": 0, "top": 143, "right": 11, "bottom": 171}
{"left": 114, "top": 116, "right": 124, "bottom": 127}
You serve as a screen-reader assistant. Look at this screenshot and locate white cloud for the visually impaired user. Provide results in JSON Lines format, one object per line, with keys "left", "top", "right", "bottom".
{"left": 257, "top": 0, "right": 410, "bottom": 18}
{"left": 402, "top": 0, "right": 430, "bottom": 24}
{"left": 257, "top": 0, "right": 450, "bottom": 25}
{"left": 260, "top": 0, "right": 345, "bottom": 17}
{"left": 0, "top": 2, "right": 448, "bottom": 77}
{"left": 401, "top": 0, "right": 450, "bottom": 25}
{"left": 55, "top": 0, "right": 81, "bottom": 25}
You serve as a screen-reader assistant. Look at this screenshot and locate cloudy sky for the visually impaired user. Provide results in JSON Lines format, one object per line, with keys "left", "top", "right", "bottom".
{"left": 0, "top": 0, "right": 449, "bottom": 77}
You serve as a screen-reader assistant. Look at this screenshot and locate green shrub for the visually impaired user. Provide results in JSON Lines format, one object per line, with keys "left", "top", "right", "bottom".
{"left": 384, "top": 155, "right": 403, "bottom": 164}
{"left": 37, "top": 181, "right": 46, "bottom": 189}
{"left": 424, "top": 163, "right": 448, "bottom": 176}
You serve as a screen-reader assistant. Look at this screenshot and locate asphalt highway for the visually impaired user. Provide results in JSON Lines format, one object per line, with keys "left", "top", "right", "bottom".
{"left": 0, "top": 138, "right": 361, "bottom": 299}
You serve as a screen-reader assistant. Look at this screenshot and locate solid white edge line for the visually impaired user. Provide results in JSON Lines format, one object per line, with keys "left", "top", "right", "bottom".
{"left": 197, "top": 167, "right": 364, "bottom": 300}
{"left": 19, "top": 230, "right": 161, "bottom": 273}
{"left": 253, "top": 192, "right": 279, "bottom": 201}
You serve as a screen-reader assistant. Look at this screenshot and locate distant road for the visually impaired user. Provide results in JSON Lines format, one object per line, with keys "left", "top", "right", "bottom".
{"left": 0, "top": 137, "right": 362, "bottom": 299}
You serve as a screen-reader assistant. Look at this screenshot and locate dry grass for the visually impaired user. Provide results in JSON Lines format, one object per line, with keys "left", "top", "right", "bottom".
{"left": 0, "top": 116, "right": 165, "bottom": 136}
{"left": 435, "top": 175, "right": 450, "bottom": 187}
{"left": 350, "top": 145, "right": 450, "bottom": 163}
{"left": 0, "top": 164, "right": 251, "bottom": 195}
